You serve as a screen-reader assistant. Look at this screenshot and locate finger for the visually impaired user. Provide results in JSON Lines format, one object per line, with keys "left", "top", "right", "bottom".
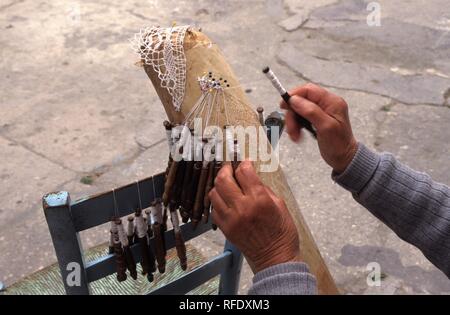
{"left": 264, "top": 185, "right": 277, "bottom": 200}
{"left": 209, "top": 188, "right": 230, "bottom": 219}
{"left": 234, "top": 160, "right": 264, "bottom": 195}
{"left": 214, "top": 163, "right": 243, "bottom": 206}
{"left": 280, "top": 83, "right": 328, "bottom": 109}
{"left": 289, "top": 95, "right": 333, "bottom": 129}
{"left": 285, "top": 109, "right": 302, "bottom": 143}
{"left": 288, "top": 83, "right": 329, "bottom": 105}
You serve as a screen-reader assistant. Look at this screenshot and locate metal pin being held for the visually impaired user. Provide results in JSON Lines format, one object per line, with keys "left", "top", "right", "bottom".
{"left": 262, "top": 66, "right": 317, "bottom": 139}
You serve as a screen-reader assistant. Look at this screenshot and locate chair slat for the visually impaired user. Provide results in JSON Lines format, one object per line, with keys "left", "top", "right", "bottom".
{"left": 85, "top": 218, "right": 213, "bottom": 282}
{"left": 149, "top": 251, "right": 232, "bottom": 295}
{"left": 70, "top": 173, "right": 165, "bottom": 232}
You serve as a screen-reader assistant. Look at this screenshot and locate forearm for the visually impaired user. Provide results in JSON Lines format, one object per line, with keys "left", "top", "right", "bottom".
{"left": 334, "top": 143, "right": 450, "bottom": 277}
{"left": 248, "top": 262, "right": 317, "bottom": 295}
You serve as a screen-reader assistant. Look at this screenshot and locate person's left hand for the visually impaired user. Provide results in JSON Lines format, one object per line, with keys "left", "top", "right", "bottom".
{"left": 209, "top": 160, "right": 301, "bottom": 273}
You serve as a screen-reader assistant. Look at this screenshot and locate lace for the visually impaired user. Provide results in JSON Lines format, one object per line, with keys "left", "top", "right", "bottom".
{"left": 132, "top": 25, "right": 190, "bottom": 111}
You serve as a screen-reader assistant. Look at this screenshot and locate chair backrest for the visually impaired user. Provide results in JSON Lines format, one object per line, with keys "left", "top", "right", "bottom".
{"left": 42, "top": 111, "right": 283, "bottom": 295}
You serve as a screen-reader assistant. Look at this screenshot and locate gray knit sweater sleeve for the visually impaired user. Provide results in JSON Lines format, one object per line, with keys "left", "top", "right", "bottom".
{"left": 247, "top": 262, "right": 317, "bottom": 295}
{"left": 333, "top": 143, "right": 450, "bottom": 277}
{"left": 248, "top": 143, "right": 450, "bottom": 295}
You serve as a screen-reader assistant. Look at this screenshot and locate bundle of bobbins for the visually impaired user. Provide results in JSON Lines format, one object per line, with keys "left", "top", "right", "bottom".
{"left": 109, "top": 115, "right": 247, "bottom": 282}
{"left": 162, "top": 120, "right": 229, "bottom": 232}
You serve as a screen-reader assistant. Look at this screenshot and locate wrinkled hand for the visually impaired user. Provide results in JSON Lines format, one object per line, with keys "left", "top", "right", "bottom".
{"left": 209, "top": 161, "right": 300, "bottom": 273}
{"left": 281, "top": 83, "right": 358, "bottom": 174}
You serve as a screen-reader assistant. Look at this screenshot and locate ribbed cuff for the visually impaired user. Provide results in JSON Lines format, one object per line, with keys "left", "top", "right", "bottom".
{"left": 248, "top": 262, "right": 317, "bottom": 295}
{"left": 332, "top": 143, "right": 380, "bottom": 194}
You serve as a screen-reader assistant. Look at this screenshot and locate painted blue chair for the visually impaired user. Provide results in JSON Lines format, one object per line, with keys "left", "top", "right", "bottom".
{"left": 42, "top": 174, "right": 242, "bottom": 295}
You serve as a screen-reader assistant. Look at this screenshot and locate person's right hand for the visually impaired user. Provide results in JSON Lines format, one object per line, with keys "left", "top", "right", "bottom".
{"left": 280, "top": 83, "right": 358, "bottom": 174}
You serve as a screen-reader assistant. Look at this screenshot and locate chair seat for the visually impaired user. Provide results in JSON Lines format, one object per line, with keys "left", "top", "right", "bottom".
{"left": 3, "top": 243, "right": 219, "bottom": 295}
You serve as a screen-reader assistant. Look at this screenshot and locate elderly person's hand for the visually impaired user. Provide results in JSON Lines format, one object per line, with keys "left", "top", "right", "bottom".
{"left": 281, "top": 83, "right": 358, "bottom": 174}
{"left": 208, "top": 161, "right": 300, "bottom": 273}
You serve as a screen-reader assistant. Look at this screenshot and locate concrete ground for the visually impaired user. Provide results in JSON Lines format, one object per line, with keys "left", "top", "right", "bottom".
{"left": 1, "top": 0, "right": 449, "bottom": 294}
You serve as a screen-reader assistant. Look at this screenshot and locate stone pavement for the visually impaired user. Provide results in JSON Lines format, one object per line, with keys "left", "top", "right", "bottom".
{"left": 1, "top": 0, "right": 449, "bottom": 294}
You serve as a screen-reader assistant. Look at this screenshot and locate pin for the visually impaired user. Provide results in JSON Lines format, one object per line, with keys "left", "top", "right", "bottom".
{"left": 257, "top": 106, "right": 265, "bottom": 126}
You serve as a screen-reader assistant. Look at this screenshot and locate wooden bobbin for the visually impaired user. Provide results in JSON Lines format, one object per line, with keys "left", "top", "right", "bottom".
{"left": 135, "top": 212, "right": 152, "bottom": 279}
{"left": 163, "top": 159, "right": 179, "bottom": 207}
{"left": 108, "top": 232, "right": 114, "bottom": 255}
{"left": 211, "top": 161, "right": 223, "bottom": 230}
{"left": 165, "top": 155, "right": 173, "bottom": 179}
{"left": 152, "top": 224, "right": 166, "bottom": 274}
{"left": 126, "top": 215, "right": 135, "bottom": 246}
{"left": 112, "top": 229, "right": 127, "bottom": 282}
{"left": 116, "top": 218, "right": 138, "bottom": 280}
{"left": 180, "top": 160, "right": 195, "bottom": 222}
{"left": 192, "top": 160, "right": 210, "bottom": 229}
{"left": 202, "top": 160, "right": 215, "bottom": 223}
{"left": 175, "top": 232, "right": 187, "bottom": 270}
{"left": 184, "top": 161, "right": 202, "bottom": 220}
{"left": 170, "top": 200, "right": 187, "bottom": 270}
{"left": 171, "top": 159, "right": 186, "bottom": 208}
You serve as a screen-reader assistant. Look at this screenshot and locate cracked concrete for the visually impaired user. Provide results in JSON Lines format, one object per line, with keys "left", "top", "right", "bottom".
{"left": 1, "top": 0, "right": 449, "bottom": 294}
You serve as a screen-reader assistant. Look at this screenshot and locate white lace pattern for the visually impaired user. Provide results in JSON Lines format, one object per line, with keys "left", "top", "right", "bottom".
{"left": 132, "top": 25, "right": 190, "bottom": 111}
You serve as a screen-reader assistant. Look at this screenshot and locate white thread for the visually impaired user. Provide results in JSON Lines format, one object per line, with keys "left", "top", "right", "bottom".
{"left": 165, "top": 129, "right": 173, "bottom": 151}
{"left": 110, "top": 220, "right": 118, "bottom": 234}
{"left": 132, "top": 25, "right": 190, "bottom": 111}
{"left": 135, "top": 214, "right": 147, "bottom": 238}
{"left": 225, "top": 127, "right": 234, "bottom": 156}
{"left": 112, "top": 229, "right": 120, "bottom": 245}
{"left": 127, "top": 217, "right": 134, "bottom": 238}
{"left": 150, "top": 205, "right": 158, "bottom": 225}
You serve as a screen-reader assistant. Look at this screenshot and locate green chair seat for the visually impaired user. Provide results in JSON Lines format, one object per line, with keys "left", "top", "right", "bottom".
{"left": 3, "top": 243, "right": 218, "bottom": 295}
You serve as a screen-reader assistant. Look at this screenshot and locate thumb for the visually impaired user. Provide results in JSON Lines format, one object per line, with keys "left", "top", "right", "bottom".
{"left": 288, "top": 95, "right": 331, "bottom": 129}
